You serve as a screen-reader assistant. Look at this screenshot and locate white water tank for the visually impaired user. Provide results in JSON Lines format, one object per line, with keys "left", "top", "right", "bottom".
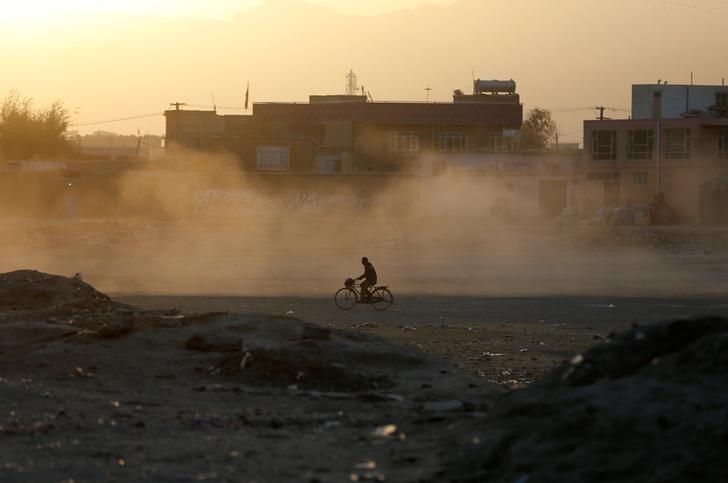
{"left": 474, "top": 79, "right": 516, "bottom": 94}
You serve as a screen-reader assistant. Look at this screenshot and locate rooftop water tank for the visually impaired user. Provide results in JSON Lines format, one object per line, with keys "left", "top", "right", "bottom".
{"left": 474, "top": 79, "right": 516, "bottom": 94}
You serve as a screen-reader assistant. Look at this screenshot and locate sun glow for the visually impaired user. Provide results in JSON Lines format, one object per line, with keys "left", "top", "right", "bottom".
{"left": 0, "top": 0, "right": 263, "bottom": 22}
{"left": 2, "top": 0, "right": 95, "bottom": 18}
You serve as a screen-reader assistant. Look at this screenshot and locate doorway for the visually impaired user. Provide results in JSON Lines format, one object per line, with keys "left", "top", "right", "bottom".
{"left": 539, "top": 180, "right": 568, "bottom": 219}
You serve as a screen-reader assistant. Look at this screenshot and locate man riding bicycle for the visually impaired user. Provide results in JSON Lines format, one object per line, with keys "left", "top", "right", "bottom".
{"left": 356, "top": 257, "right": 377, "bottom": 302}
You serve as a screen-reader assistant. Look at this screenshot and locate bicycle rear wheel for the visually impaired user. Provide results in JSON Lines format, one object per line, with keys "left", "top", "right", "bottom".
{"left": 335, "top": 288, "right": 358, "bottom": 310}
{"left": 370, "top": 288, "right": 393, "bottom": 311}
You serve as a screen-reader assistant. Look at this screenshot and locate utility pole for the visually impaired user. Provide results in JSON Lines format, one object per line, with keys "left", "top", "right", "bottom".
{"left": 170, "top": 102, "right": 187, "bottom": 111}
{"left": 595, "top": 106, "right": 606, "bottom": 120}
{"left": 425, "top": 85, "right": 432, "bottom": 103}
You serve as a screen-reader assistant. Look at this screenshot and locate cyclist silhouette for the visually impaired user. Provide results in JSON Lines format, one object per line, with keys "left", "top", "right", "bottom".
{"left": 356, "top": 257, "right": 377, "bottom": 302}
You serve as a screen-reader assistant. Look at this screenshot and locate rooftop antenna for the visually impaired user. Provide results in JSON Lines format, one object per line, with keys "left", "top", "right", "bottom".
{"left": 691, "top": 72, "right": 694, "bottom": 85}
{"left": 211, "top": 93, "right": 217, "bottom": 113}
{"left": 346, "top": 69, "right": 358, "bottom": 96}
{"left": 425, "top": 84, "right": 432, "bottom": 103}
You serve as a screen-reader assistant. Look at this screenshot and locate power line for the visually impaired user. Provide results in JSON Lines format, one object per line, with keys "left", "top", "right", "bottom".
{"left": 550, "top": 106, "right": 630, "bottom": 114}
{"left": 70, "top": 112, "right": 164, "bottom": 128}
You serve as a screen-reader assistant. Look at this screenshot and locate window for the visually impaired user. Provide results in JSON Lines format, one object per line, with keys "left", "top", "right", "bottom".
{"left": 256, "top": 145, "right": 290, "bottom": 171}
{"left": 591, "top": 130, "right": 617, "bottom": 160}
{"left": 720, "top": 128, "right": 728, "bottom": 159}
{"left": 633, "top": 172, "right": 648, "bottom": 185}
{"left": 389, "top": 131, "right": 419, "bottom": 156}
{"left": 439, "top": 132, "right": 468, "bottom": 152}
{"left": 716, "top": 92, "right": 728, "bottom": 108}
{"left": 627, "top": 129, "right": 654, "bottom": 160}
{"left": 587, "top": 172, "right": 620, "bottom": 181}
{"left": 488, "top": 132, "right": 505, "bottom": 151}
{"left": 665, "top": 128, "right": 691, "bottom": 159}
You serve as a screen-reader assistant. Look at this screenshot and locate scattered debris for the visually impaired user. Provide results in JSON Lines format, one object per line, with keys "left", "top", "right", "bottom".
{"left": 372, "top": 424, "right": 398, "bottom": 438}
{"left": 444, "top": 317, "right": 728, "bottom": 482}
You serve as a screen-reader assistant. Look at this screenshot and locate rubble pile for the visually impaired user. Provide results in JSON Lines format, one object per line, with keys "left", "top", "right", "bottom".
{"left": 444, "top": 317, "right": 728, "bottom": 482}
{"left": 2, "top": 270, "right": 726, "bottom": 481}
{"left": 185, "top": 319, "right": 426, "bottom": 392}
{"left": 0, "top": 270, "right": 116, "bottom": 312}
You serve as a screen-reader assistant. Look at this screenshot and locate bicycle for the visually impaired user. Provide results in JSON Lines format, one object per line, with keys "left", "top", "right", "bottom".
{"left": 334, "top": 278, "right": 394, "bottom": 311}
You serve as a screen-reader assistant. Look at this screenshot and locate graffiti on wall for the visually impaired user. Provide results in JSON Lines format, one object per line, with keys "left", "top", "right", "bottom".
{"left": 192, "top": 189, "right": 391, "bottom": 217}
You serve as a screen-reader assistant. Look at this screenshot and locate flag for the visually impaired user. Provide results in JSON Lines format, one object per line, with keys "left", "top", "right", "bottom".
{"left": 244, "top": 82, "right": 250, "bottom": 111}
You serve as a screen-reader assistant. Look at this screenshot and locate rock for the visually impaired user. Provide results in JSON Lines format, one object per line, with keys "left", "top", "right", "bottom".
{"left": 422, "top": 400, "right": 465, "bottom": 413}
{"left": 301, "top": 325, "right": 331, "bottom": 341}
{"left": 185, "top": 334, "right": 243, "bottom": 353}
{"left": 442, "top": 317, "right": 728, "bottom": 483}
{"left": 372, "top": 424, "right": 397, "bottom": 438}
{"left": 95, "top": 321, "right": 134, "bottom": 339}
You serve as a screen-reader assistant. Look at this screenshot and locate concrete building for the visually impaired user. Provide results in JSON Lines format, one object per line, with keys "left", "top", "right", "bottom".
{"left": 164, "top": 82, "right": 522, "bottom": 173}
{"left": 632, "top": 83, "right": 728, "bottom": 120}
{"left": 578, "top": 81, "right": 728, "bottom": 224}
{"left": 583, "top": 115, "right": 728, "bottom": 223}
{"left": 71, "top": 131, "right": 164, "bottom": 161}
{"left": 420, "top": 149, "right": 583, "bottom": 221}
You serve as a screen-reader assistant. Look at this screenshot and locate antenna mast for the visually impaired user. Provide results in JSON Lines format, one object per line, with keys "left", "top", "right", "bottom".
{"left": 346, "top": 69, "right": 359, "bottom": 96}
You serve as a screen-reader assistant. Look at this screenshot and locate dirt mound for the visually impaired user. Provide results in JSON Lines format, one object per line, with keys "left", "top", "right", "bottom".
{"left": 184, "top": 319, "right": 422, "bottom": 392}
{"left": 443, "top": 317, "right": 728, "bottom": 483}
{"left": 0, "top": 270, "right": 116, "bottom": 312}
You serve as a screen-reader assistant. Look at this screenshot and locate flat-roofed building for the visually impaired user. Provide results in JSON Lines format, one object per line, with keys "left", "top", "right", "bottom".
{"left": 164, "top": 83, "right": 523, "bottom": 174}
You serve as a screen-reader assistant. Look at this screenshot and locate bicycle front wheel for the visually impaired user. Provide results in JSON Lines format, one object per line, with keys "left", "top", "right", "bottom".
{"left": 335, "top": 288, "right": 358, "bottom": 310}
{"left": 370, "top": 288, "right": 394, "bottom": 311}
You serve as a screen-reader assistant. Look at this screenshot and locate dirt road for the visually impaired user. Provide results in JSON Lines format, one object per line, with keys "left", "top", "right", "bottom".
{"left": 119, "top": 294, "right": 728, "bottom": 386}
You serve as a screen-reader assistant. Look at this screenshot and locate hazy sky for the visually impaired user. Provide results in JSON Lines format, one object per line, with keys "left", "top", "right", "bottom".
{"left": 0, "top": 0, "right": 456, "bottom": 18}
{"left": 1, "top": 0, "right": 727, "bottom": 143}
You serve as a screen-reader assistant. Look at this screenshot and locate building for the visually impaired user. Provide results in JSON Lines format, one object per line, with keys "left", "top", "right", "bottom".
{"left": 164, "top": 80, "right": 523, "bottom": 173}
{"left": 632, "top": 83, "right": 728, "bottom": 120}
{"left": 69, "top": 131, "right": 164, "bottom": 161}
{"left": 582, "top": 83, "right": 728, "bottom": 223}
{"left": 421, "top": 149, "right": 583, "bottom": 221}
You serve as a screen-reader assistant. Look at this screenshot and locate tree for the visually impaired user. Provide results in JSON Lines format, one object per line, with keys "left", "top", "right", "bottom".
{"left": 0, "top": 91, "right": 70, "bottom": 160}
{"left": 521, "top": 108, "right": 556, "bottom": 150}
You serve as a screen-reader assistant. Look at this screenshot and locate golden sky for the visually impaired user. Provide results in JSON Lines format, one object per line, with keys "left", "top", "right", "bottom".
{"left": 0, "top": 0, "right": 455, "bottom": 19}
{"left": 1, "top": 0, "right": 727, "bottom": 142}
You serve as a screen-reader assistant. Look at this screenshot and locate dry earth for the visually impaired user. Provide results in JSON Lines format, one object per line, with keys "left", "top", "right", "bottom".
{"left": 1, "top": 223, "right": 728, "bottom": 481}
{"left": 2, "top": 272, "right": 727, "bottom": 482}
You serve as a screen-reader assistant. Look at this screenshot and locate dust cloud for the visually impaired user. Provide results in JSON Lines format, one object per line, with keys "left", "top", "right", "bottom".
{"left": 0, "top": 152, "right": 724, "bottom": 297}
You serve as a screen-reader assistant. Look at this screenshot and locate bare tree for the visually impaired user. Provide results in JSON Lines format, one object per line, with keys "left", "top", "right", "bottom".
{"left": 521, "top": 108, "right": 556, "bottom": 150}
{"left": 0, "top": 91, "right": 70, "bottom": 160}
